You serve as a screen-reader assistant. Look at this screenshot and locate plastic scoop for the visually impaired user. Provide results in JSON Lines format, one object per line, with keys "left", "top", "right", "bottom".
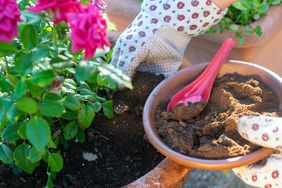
{"left": 167, "top": 38, "right": 234, "bottom": 121}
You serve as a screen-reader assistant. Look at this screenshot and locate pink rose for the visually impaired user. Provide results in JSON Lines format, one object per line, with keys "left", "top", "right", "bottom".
{"left": 29, "top": 0, "right": 83, "bottom": 23}
{"left": 68, "top": 4, "right": 110, "bottom": 59}
{"left": 0, "top": 0, "right": 21, "bottom": 43}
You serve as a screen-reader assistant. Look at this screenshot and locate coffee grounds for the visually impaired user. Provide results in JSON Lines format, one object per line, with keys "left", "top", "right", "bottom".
{"left": 155, "top": 74, "right": 281, "bottom": 159}
{"left": 171, "top": 101, "right": 207, "bottom": 121}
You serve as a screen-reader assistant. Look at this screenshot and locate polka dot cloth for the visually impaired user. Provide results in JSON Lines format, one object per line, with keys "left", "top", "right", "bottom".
{"left": 233, "top": 116, "right": 282, "bottom": 188}
{"left": 110, "top": 0, "right": 227, "bottom": 79}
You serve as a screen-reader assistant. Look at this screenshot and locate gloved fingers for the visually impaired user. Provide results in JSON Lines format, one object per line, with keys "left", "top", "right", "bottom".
{"left": 110, "top": 10, "right": 165, "bottom": 78}
{"left": 137, "top": 26, "right": 191, "bottom": 77}
{"left": 238, "top": 116, "right": 282, "bottom": 151}
{"left": 116, "top": 48, "right": 147, "bottom": 80}
{"left": 233, "top": 154, "right": 282, "bottom": 188}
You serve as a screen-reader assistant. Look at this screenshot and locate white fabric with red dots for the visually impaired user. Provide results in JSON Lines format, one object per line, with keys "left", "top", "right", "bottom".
{"left": 233, "top": 116, "right": 282, "bottom": 188}
{"left": 110, "top": 0, "right": 227, "bottom": 79}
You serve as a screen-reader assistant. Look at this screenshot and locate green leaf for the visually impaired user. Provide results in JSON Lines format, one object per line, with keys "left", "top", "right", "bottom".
{"left": 271, "top": 0, "right": 282, "bottom": 5}
{"left": 28, "top": 146, "right": 45, "bottom": 163}
{"left": 64, "top": 95, "right": 81, "bottom": 111}
{"left": 28, "top": 147, "right": 46, "bottom": 163}
{"left": 97, "top": 73, "right": 107, "bottom": 86}
{"left": 0, "top": 42, "right": 17, "bottom": 56}
{"left": 254, "top": 25, "right": 263, "bottom": 38}
{"left": 97, "top": 74, "right": 116, "bottom": 90}
{"left": 6, "top": 104, "right": 19, "bottom": 124}
{"left": 48, "top": 152, "right": 63, "bottom": 172}
{"left": 26, "top": 118, "right": 51, "bottom": 152}
{"left": 15, "top": 80, "right": 27, "bottom": 97}
{"left": 253, "top": 14, "right": 260, "bottom": 20}
{"left": 105, "top": 77, "right": 116, "bottom": 90}
{"left": 87, "top": 71, "right": 98, "bottom": 84}
{"left": 62, "top": 82, "right": 76, "bottom": 92}
{"left": 32, "top": 46, "right": 50, "bottom": 61}
{"left": 44, "top": 93, "right": 62, "bottom": 101}
{"left": 21, "top": 25, "right": 38, "bottom": 50}
{"left": 15, "top": 52, "right": 33, "bottom": 76}
{"left": 239, "top": 36, "right": 245, "bottom": 44}
{"left": 2, "top": 124, "right": 20, "bottom": 142}
{"left": 62, "top": 110, "right": 76, "bottom": 120}
{"left": 245, "top": 25, "right": 254, "bottom": 36}
{"left": 16, "top": 97, "right": 38, "bottom": 114}
{"left": 64, "top": 79, "right": 77, "bottom": 88}
{"left": 78, "top": 104, "right": 95, "bottom": 129}
{"left": 97, "top": 63, "right": 133, "bottom": 89}
{"left": 14, "top": 144, "right": 37, "bottom": 174}
{"left": 229, "top": 24, "right": 239, "bottom": 31}
{"left": 0, "top": 79, "right": 12, "bottom": 92}
{"left": 50, "top": 55, "right": 73, "bottom": 69}
{"left": 76, "top": 129, "right": 86, "bottom": 143}
{"left": 103, "top": 101, "right": 113, "bottom": 119}
{"left": 48, "top": 139, "right": 57, "bottom": 149}
{"left": 39, "top": 100, "right": 65, "bottom": 117}
{"left": 7, "top": 74, "right": 19, "bottom": 86}
{"left": 63, "top": 122, "right": 79, "bottom": 140}
{"left": 31, "top": 70, "right": 55, "bottom": 87}
{"left": 17, "top": 122, "right": 27, "bottom": 139}
{"left": 232, "top": 1, "right": 248, "bottom": 10}
{"left": 20, "top": 11, "right": 41, "bottom": 25}
{"left": 0, "top": 144, "right": 13, "bottom": 164}
{"left": 29, "top": 83, "right": 43, "bottom": 99}
{"left": 92, "top": 102, "right": 102, "bottom": 112}
{"left": 75, "top": 61, "right": 96, "bottom": 81}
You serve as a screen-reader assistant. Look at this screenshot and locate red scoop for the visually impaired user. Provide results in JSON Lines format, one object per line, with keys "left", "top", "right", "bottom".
{"left": 167, "top": 39, "right": 234, "bottom": 113}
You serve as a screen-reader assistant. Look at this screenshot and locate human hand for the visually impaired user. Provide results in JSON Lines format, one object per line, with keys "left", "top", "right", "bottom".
{"left": 110, "top": 0, "right": 234, "bottom": 79}
{"left": 233, "top": 116, "right": 282, "bottom": 188}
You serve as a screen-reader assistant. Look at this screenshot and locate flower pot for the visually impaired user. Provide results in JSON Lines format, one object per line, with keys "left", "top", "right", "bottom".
{"left": 125, "top": 159, "right": 190, "bottom": 188}
{"left": 143, "top": 60, "right": 282, "bottom": 170}
{"left": 105, "top": 0, "right": 282, "bottom": 76}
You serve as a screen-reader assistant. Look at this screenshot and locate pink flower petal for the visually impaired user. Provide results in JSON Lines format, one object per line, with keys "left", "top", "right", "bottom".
{"left": 0, "top": 0, "right": 20, "bottom": 43}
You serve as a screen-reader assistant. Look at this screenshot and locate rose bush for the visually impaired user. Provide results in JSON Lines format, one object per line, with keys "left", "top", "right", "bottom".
{"left": 0, "top": 0, "right": 131, "bottom": 187}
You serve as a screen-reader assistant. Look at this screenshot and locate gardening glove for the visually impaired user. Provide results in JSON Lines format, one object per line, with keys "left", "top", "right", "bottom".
{"left": 110, "top": 0, "right": 229, "bottom": 79}
{"left": 233, "top": 116, "right": 282, "bottom": 188}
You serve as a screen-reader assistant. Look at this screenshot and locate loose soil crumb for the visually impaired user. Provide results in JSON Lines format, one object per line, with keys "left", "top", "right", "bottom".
{"left": 0, "top": 72, "right": 164, "bottom": 188}
{"left": 156, "top": 74, "right": 281, "bottom": 159}
{"left": 171, "top": 101, "right": 207, "bottom": 121}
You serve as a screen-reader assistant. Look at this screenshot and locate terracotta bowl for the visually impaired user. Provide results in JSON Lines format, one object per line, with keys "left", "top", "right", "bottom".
{"left": 143, "top": 60, "right": 282, "bottom": 170}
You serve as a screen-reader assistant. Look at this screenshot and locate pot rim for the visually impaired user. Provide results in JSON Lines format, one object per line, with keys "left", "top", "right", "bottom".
{"left": 143, "top": 60, "right": 282, "bottom": 170}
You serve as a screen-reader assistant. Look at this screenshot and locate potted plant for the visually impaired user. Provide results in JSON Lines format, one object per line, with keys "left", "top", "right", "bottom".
{"left": 143, "top": 60, "right": 282, "bottom": 169}
{"left": 105, "top": 0, "right": 282, "bottom": 77}
{"left": 0, "top": 0, "right": 189, "bottom": 187}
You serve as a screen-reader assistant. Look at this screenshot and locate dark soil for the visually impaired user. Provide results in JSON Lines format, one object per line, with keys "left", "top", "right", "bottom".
{"left": 0, "top": 72, "right": 165, "bottom": 188}
{"left": 156, "top": 74, "right": 281, "bottom": 159}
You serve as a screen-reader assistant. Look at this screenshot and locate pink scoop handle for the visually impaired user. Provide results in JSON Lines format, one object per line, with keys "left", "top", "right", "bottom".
{"left": 167, "top": 39, "right": 234, "bottom": 111}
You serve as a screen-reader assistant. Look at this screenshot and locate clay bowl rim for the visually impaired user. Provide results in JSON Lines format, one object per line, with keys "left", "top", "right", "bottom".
{"left": 143, "top": 60, "right": 282, "bottom": 170}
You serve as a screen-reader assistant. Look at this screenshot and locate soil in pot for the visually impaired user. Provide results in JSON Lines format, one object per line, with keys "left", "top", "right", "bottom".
{"left": 155, "top": 73, "right": 281, "bottom": 159}
{"left": 0, "top": 72, "right": 164, "bottom": 188}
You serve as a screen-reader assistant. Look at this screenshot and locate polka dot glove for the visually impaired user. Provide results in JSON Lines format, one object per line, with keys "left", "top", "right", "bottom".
{"left": 233, "top": 116, "right": 282, "bottom": 188}
{"left": 110, "top": 0, "right": 227, "bottom": 79}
